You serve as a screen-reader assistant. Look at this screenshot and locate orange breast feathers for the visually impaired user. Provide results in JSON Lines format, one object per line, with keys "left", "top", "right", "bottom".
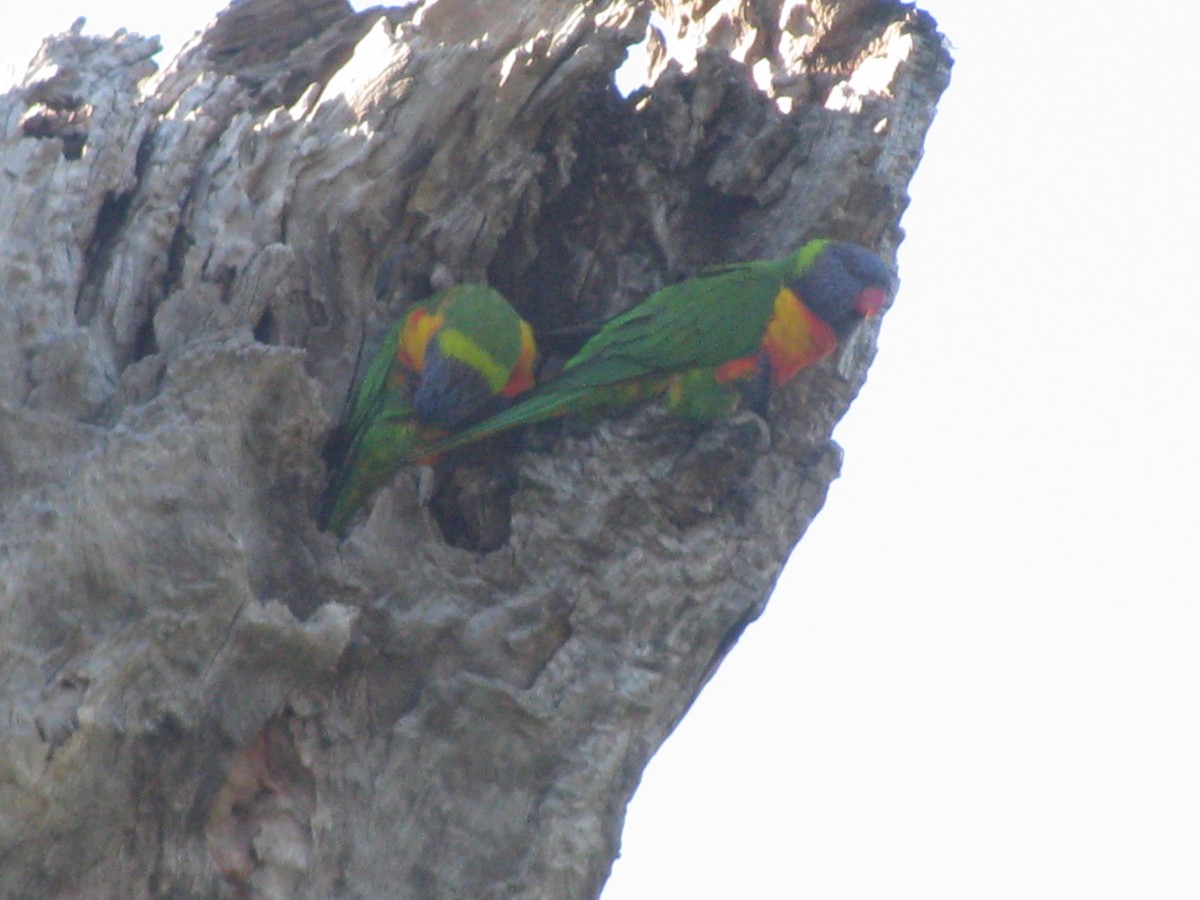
{"left": 760, "top": 286, "right": 839, "bottom": 386}
{"left": 714, "top": 287, "right": 838, "bottom": 387}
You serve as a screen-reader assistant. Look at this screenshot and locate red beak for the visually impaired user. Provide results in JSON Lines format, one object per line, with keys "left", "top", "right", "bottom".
{"left": 855, "top": 286, "right": 888, "bottom": 317}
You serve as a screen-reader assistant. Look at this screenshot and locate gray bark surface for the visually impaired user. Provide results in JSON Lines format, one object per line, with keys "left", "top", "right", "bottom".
{"left": 0, "top": 1, "right": 950, "bottom": 896}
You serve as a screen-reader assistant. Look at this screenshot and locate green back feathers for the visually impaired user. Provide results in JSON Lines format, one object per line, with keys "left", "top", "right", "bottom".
{"left": 553, "top": 257, "right": 785, "bottom": 389}
{"left": 434, "top": 285, "right": 530, "bottom": 392}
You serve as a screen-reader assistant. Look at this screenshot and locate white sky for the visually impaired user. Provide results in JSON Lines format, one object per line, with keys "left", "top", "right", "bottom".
{"left": 5, "top": 3, "right": 1199, "bottom": 897}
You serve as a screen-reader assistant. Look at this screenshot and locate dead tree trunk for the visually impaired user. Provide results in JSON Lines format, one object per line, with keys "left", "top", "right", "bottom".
{"left": 0, "top": 0, "right": 950, "bottom": 896}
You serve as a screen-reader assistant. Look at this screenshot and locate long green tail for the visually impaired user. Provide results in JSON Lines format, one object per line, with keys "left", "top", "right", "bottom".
{"left": 410, "top": 378, "right": 662, "bottom": 461}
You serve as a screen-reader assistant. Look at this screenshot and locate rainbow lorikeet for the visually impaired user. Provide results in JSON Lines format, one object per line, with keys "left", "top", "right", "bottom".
{"left": 414, "top": 239, "right": 892, "bottom": 459}
{"left": 319, "top": 284, "right": 536, "bottom": 536}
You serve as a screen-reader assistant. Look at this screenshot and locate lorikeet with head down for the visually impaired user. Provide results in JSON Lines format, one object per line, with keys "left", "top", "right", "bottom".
{"left": 413, "top": 239, "right": 892, "bottom": 459}
{"left": 319, "top": 284, "right": 536, "bottom": 536}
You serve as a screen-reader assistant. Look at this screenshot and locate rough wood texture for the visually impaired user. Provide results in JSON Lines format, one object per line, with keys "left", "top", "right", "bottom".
{"left": 0, "top": 1, "right": 950, "bottom": 896}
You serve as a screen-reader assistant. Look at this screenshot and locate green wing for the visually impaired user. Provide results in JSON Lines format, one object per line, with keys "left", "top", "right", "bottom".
{"left": 555, "top": 258, "right": 783, "bottom": 385}
{"left": 320, "top": 403, "right": 427, "bottom": 538}
{"left": 319, "top": 315, "right": 422, "bottom": 536}
{"left": 344, "top": 318, "right": 412, "bottom": 441}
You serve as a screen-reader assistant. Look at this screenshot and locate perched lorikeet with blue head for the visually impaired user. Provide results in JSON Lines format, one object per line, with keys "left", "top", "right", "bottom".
{"left": 412, "top": 239, "right": 892, "bottom": 459}
{"left": 319, "top": 283, "right": 536, "bottom": 537}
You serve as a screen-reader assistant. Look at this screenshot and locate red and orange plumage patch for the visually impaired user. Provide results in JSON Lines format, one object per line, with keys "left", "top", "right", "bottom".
{"left": 760, "top": 286, "right": 838, "bottom": 386}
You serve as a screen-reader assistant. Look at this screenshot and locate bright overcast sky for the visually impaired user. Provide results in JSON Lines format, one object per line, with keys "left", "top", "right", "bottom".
{"left": 5, "top": 3, "right": 1199, "bottom": 898}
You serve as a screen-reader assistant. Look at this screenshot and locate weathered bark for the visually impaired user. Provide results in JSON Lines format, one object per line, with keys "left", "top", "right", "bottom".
{"left": 0, "top": 1, "right": 950, "bottom": 896}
